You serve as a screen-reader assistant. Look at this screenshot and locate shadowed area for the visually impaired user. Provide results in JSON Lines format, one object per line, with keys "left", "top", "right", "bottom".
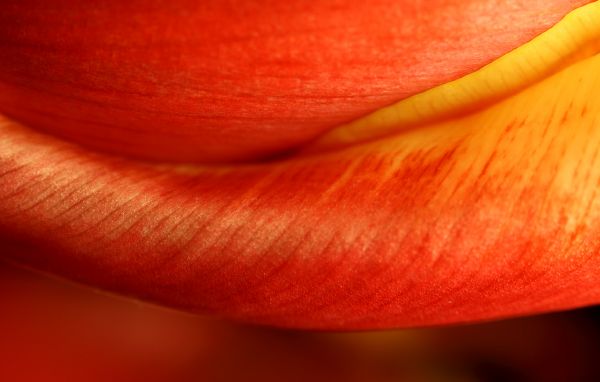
{"left": 2, "top": 259, "right": 600, "bottom": 382}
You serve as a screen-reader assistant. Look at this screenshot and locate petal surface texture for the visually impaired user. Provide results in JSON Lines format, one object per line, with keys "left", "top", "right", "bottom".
{"left": 0, "top": 0, "right": 592, "bottom": 162}
{"left": 1, "top": 2, "right": 600, "bottom": 329}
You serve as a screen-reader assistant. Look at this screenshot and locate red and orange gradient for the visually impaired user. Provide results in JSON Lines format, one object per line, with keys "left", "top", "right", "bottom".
{"left": 1, "top": 0, "right": 600, "bottom": 331}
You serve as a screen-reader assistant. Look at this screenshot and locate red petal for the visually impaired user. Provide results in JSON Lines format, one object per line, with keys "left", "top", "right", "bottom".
{"left": 0, "top": 0, "right": 590, "bottom": 161}
{"left": 2, "top": 45, "right": 600, "bottom": 328}
{"left": 2, "top": 1, "right": 600, "bottom": 330}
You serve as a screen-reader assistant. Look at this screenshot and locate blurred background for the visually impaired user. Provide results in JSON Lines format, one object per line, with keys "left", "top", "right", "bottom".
{"left": 2, "top": 257, "right": 599, "bottom": 382}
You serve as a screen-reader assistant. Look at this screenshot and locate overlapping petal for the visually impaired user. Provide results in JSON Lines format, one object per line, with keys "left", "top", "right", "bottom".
{"left": 1, "top": 1, "right": 600, "bottom": 329}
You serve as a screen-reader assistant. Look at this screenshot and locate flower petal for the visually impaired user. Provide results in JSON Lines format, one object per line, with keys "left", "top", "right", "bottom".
{"left": 2, "top": 17, "right": 600, "bottom": 328}
{"left": 0, "top": 0, "right": 591, "bottom": 162}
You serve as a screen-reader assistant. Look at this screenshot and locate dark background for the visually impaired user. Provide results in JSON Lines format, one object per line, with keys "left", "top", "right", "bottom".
{"left": 2, "top": 258, "right": 599, "bottom": 382}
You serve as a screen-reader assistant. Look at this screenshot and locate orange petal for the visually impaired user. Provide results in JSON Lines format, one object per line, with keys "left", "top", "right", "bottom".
{"left": 2, "top": 2, "right": 600, "bottom": 329}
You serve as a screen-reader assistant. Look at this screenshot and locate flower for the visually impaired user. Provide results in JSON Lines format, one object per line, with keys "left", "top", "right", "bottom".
{"left": 0, "top": 0, "right": 599, "bottom": 330}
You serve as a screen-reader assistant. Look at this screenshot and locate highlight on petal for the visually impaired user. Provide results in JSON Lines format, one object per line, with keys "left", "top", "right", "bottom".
{"left": 0, "top": 0, "right": 592, "bottom": 162}
{"left": 2, "top": 0, "right": 600, "bottom": 329}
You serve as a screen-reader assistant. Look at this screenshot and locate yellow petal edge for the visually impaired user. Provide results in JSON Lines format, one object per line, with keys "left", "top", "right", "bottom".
{"left": 308, "top": 1, "right": 600, "bottom": 151}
